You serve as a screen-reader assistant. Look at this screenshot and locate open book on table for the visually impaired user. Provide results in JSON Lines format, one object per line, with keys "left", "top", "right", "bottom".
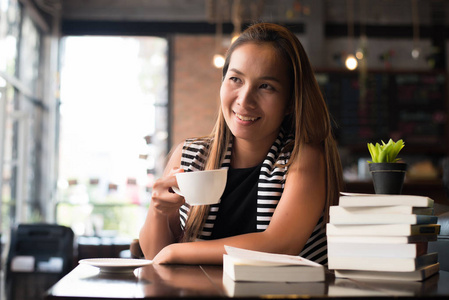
{"left": 223, "top": 245, "right": 326, "bottom": 282}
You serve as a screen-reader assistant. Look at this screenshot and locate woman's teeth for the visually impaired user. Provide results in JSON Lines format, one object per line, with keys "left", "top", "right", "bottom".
{"left": 236, "top": 113, "right": 258, "bottom": 122}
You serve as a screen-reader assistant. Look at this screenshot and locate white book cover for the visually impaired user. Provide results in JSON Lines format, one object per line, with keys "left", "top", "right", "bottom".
{"left": 223, "top": 246, "right": 325, "bottom": 282}
{"left": 339, "top": 192, "right": 434, "bottom": 208}
{"left": 329, "top": 205, "right": 433, "bottom": 215}
{"left": 224, "top": 245, "right": 321, "bottom": 267}
{"left": 329, "top": 212, "right": 438, "bottom": 225}
{"left": 327, "top": 235, "right": 437, "bottom": 244}
{"left": 326, "top": 223, "right": 441, "bottom": 236}
{"left": 328, "top": 241, "right": 428, "bottom": 258}
{"left": 328, "top": 252, "right": 438, "bottom": 272}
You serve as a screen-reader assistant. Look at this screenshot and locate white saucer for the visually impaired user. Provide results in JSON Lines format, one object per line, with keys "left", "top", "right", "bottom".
{"left": 79, "top": 258, "right": 153, "bottom": 273}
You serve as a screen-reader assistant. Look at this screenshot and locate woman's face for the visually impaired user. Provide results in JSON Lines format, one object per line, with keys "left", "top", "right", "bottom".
{"left": 220, "top": 42, "right": 291, "bottom": 146}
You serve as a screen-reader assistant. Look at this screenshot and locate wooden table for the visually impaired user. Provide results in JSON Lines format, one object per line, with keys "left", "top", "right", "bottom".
{"left": 45, "top": 264, "right": 449, "bottom": 299}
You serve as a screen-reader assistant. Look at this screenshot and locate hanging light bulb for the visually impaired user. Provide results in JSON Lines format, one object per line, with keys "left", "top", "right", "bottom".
{"left": 345, "top": 0, "right": 357, "bottom": 71}
{"left": 411, "top": 0, "right": 420, "bottom": 60}
{"left": 411, "top": 48, "right": 420, "bottom": 59}
{"left": 212, "top": 0, "right": 225, "bottom": 69}
{"left": 345, "top": 54, "right": 358, "bottom": 70}
{"left": 356, "top": 48, "right": 364, "bottom": 60}
{"left": 213, "top": 54, "right": 225, "bottom": 68}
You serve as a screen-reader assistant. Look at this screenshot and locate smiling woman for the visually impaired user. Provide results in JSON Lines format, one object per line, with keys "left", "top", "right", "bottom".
{"left": 57, "top": 36, "right": 169, "bottom": 239}
{"left": 139, "top": 23, "right": 343, "bottom": 266}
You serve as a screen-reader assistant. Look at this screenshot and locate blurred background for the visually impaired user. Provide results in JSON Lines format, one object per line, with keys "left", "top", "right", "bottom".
{"left": 0, "top": 0, "right": 449, "bottom": 297}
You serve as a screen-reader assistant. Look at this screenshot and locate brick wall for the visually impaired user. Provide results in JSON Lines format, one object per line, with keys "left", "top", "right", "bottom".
{"left": 171, "top": 34, "right": 224, "bottom": 148}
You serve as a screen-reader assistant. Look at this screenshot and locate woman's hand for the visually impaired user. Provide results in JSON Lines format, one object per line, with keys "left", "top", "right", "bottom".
{"left": 152, "top": 243, "right": 177, "bottom": 264}
{"left": 150, "top": 168, "right": 185, "bottom": 216}
{"left": 139, "top": 143, "right": 185, "bottom": 260}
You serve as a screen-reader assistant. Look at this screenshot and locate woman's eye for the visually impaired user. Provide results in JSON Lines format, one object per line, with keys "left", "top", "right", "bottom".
{"left": 260, "top": 83, "right": 273, "bottom": 90}
{"left": 229, "top": 77, "right": 240, "bottom": 83}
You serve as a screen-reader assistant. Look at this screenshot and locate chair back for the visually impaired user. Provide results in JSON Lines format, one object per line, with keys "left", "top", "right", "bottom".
{"left": 130, "top": 238, "right": 144, "bottom": 258}
{"left": 5, "top": 223, "right": 75, "bottom": 300}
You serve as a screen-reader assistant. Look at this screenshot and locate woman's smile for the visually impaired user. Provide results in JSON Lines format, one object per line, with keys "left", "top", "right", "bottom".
{"left": 234, "top": 111, "right": 260, "bottom": 123}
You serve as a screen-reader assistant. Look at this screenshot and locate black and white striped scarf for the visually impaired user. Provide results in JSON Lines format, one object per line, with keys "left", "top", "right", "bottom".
{"left": 178, "top": 130, "right": 328, "bottom": 264}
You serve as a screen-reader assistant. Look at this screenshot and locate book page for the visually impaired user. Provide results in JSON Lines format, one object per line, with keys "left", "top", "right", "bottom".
{"left": 224, "top": 246, "right": 321, "bottom": 267}
{"left": 340, "top": 192, "right": 426, "bottom": 198}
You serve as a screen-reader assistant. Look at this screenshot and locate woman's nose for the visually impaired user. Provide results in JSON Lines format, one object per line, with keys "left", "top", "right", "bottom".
{"left": 236, "top": 86, "right": 257, "bottom": 109}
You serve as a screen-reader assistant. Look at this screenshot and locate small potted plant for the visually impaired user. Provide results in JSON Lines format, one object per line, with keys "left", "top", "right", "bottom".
{"left": 367, "top": 139, "right": 407, "bottom": 194}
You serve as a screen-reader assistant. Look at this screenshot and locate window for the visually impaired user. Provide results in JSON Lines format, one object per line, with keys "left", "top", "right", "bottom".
{"left": 1, "top": 0, "right": 48, "bottom": 245}
{"left": 57, "top": 36, "right": 169, "bottom": 239}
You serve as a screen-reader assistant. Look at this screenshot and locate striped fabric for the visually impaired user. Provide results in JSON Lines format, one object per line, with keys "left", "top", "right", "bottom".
{"left": 178, "top": 131, "right": 328, "bottom": 265}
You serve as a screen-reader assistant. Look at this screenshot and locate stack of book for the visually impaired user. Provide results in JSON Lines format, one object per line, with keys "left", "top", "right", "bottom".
{"left": 327, "top": 192, "right": 441, "bottom": 281}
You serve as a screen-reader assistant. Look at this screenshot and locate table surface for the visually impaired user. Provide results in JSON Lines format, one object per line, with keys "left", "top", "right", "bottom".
{"left": 45, "top": 264, "right": 449, "bottom": 300}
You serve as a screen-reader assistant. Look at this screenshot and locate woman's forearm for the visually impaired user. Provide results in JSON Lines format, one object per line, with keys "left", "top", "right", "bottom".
{"left": 139, "top": 143, "right": 185, "bottom": 260}
{"left": 139, "top": 205, "right": 178, "bottom": 260}
{"left": 154, "top": 229, "right": 300, "bottom": 265}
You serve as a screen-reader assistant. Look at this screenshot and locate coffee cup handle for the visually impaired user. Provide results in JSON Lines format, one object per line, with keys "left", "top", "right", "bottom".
{"left": 171, "top": 187, "right": 183, "bottom": 197}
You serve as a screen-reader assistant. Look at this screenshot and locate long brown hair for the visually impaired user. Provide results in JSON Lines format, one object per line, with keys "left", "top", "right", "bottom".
{"left": 182, "top": 23, "right": 343, "bottom": 242}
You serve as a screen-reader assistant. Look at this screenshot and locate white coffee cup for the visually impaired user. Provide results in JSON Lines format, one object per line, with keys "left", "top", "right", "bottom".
{"left": 172, "top": 169, "right": 227, "bottom": 205}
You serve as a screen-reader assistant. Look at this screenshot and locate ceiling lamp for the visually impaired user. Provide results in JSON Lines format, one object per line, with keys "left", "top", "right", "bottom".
{"left": 212, "top": 0, "right": 225, "bottom": 68}
{"left": 213, "top": 54, "right": 225, "bottom": 68}
{"left": 345, "top": 0, "right": 357, "bottom": 70}
{"left": 411, "top": 0, "right": 420, "bottom": 59}
{"left": 345, "top": 54, "right": 358, "bottom": 70}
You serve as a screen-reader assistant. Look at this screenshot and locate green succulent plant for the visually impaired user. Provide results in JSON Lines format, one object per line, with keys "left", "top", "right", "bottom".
{"left": 367, "top": 139, "right": 405, "bottom": 163}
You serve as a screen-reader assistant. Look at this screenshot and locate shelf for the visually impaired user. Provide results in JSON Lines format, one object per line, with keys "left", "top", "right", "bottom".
{"left": 315, "top": 70, "right": 448, "bottom": 155}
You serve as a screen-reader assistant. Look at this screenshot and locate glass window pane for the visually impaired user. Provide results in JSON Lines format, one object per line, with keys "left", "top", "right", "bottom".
{"left": 19, "top": 14, "right": 41, "bottom": 93}
{"left": 0, "top": 0, "right": 21, "bottom": 76}
{"left": 1, "top": 82, "right": 17, "bottom": 233}
{"left": 57, "top": 36, "right": 169, "bottom": 238}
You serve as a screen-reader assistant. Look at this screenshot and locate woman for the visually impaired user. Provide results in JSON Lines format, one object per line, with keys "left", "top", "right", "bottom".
{"left": 139, "top": 22, "right": 343, "bottom": 265}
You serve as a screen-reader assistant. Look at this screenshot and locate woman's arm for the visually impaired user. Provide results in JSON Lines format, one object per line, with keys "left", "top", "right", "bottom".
{"left": 153, "top": 143, "right": 326, "bottom": 264}
{"left": 139, "top": 142, "right": 185, "bottom": 260}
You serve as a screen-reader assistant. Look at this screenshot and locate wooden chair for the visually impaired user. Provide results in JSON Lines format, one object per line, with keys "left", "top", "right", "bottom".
{"left": 6, "top": 224, "right": 75, "bottom": 300}
{"left": 130, "top": 239, "right": 144, "bottom": 258}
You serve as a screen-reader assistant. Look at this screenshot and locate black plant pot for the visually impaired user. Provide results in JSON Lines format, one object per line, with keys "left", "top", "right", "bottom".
{"left": 369, "top": 162, "right": 407, "bottom": 195}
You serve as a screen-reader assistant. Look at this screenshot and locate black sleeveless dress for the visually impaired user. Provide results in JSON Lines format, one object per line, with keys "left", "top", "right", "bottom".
{"left": 209, "top": 164, "right": 262, "bottom": 239}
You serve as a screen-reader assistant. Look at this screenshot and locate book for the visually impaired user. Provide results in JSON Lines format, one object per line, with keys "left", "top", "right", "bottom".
{"left": 223, "top": 245, "right": 325, "bottom": 282}
{"left": 328, "top": 241, "right": 428, "bottom": 258}
{"left": 328, "top": 252, "right": 438, "bottom": 272}
{"left": 334, "top": 263, "right": 440, "bottom": 282}
{"left": 329, "top": 212, "right": 438, "bottom": 225}
{"left": 329, "top": 205, "right": 434, "bottom": 215}
{"left": 339, "top": 193, "right": 434, "bottom": 208}
{"left": 326, "top": 223, "right": 441, "bottom": 236}
{"left": 327, "top": 235, "right": 437, "bottom": 244}
{"left": 222, "top": 273, "right": 326, "bottom": 297}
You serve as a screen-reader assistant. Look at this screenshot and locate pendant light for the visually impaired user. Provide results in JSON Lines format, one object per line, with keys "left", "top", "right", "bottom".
{"left": 411, "top": 0, "right": 420, "bottom": 59}
{"left": 345, "top": 0, "right": 358, "bottom": 70}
